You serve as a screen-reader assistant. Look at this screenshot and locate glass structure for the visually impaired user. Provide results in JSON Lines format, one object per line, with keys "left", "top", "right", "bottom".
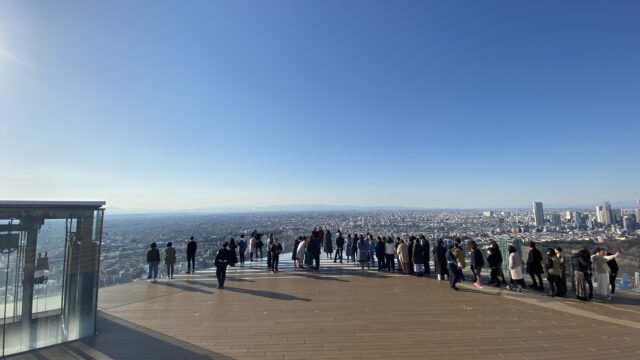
{"left": 0, "top": 201, "right": 105, "bottom": 356}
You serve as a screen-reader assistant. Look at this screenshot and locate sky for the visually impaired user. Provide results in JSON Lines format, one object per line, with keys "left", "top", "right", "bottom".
{"left": 1, "top": 1, "right": 639, "bottom": 210}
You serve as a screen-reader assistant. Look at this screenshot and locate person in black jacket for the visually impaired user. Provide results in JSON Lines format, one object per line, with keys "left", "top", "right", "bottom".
{"left": 270, "top": 238, "right": 283, "bottom": 273}
{"left": 214, "top": 242, "right": 233, "bottom": 288}
{"left": 420, "top": 235, "right": 430, "bottom": 275}
{"left": 607, "top": 251, "right": 619, "bottom": 297}
{"left": 186, "top": 236, "right": 197, "bottom": 274}
{"left": 334, "top": 231, "right": 345, "bottom": 263}
{"left": 376, "top": 236, "right": 386, "bottom": 271}
{"left": 526, "top": 241, "right": 544, "bottom": 290}
{"left": 147, "top": 242, "right": 160, "bottom": 283}
{"left": 487, "top": 241, "right": 505, "bottom": 287}
{"left": 433, "top": 239, "right": 448, "bottom": 281}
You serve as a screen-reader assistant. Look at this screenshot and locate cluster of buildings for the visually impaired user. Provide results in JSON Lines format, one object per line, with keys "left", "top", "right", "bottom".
{"left": 93, "top": 200, "right": 640, "bottom": 287}
{"left": 530, "top": 199, "right": 639, "bottom": 236}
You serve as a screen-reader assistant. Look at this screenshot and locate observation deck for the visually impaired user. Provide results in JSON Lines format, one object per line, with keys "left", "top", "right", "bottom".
{"left": 8, "top": 254, "right": 640, "bottom": 360}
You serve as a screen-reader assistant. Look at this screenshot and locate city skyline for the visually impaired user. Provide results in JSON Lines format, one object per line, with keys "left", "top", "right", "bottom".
{"left": 1, "top": 1, "right": 639, "bottom": 209}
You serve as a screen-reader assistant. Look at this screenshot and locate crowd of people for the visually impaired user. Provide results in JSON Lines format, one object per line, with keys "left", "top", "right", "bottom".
{"left": 146, "top": 229, "right": 622, "bottom": 301}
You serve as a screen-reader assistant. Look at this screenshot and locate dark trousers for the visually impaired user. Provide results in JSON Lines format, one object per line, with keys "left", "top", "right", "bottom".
{"left": 187, "top": 254, "right": 196, "bottom": 272}
{"left": 471, "top": 266, "right": 483, "bottom": 282}
{"left": 313, "top": 253, "right": 320, "bottom": 270}
{"left": 448, "top": 264, "right": 460, "bottom": 288}
{"left": 216, "top": 264, "right": 228, "bottom": 287}
{"left": 530, "top": 272, "right": 543, "bottom": 289}
{"left": 271, "top": 255, "right": 279, "bottom": 271}
{"left": 239, "top": 251, "right": 245, "bottom": 264}
{"left": 385, "top": 254, "right": 395, "bottom": 272}
{"left": 490, "top": 267, "right": 505, "bottom": 285}
{"left": 377, "top": 255, "right": 386, "bottom": 271}
{"left": 547, "top": 274, "right": 559, "bottom": 296}
{"left": 267, "top": 252, "right": 272, "bottom": 267}
{"left": 166, "top": 263, "right": 174, "bottom": 278}
{"left": 609, "top": 273, "right": 617, "bottom": 294}
{"left": 586, "top": 275, "right": 593, "bottom": 299}
{"left": 334, "top": 247, "right": 343, "bottom": 262}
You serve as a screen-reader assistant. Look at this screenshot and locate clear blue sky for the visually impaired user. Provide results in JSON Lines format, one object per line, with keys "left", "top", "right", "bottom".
{"left": 1, "top": 1, "right": 638, "bottom": 209}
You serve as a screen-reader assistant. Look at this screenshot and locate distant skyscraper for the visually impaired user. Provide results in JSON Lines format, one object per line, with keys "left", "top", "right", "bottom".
{"left": 551, "top": 214, "right": 561, "bottom": 227}
{"left": 533, "top": 202, "right": 544, "bottom": 228}
{"left": 595, "top": 205, "right": 604, "bottom": 224}
{"left": 636, "top": 209, "right": 640, "bottom": 225}
{"left": 573, "top": 211, "right": 585, "bottom": 227}
{"left": 603, "top": 201, "right": 613, "bottom": 226}
{"left": 637, "top": 198, "right": 640, "bottom": 210}
{"left": 623, "top": 214, "right": 636, "bottom": 232}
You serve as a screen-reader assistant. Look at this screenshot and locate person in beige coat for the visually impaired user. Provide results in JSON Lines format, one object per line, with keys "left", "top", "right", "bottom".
{"left": 396, "top": 239, "right": 410, "bottom": 274}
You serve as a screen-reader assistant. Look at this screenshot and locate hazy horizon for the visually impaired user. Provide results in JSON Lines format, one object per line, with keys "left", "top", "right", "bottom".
{"left": 1, "top": 1, "right": 638, "bottom": 210}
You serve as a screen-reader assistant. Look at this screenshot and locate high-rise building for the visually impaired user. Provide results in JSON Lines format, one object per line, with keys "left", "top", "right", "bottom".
{"left": 603, "top": 201, "right": 613, "bottom": 226}
{"left": 595, "top": 205, "right": 604, "bottom": 224}
{"left": 551, "top": 214, "right": 561, "bottom": 227}
{"left": 564, "top": 211, "right": 572, "bottom": 220}
{"left": 636, "top": 209, "right": 640, "bottom": 225}
{"left": 533, "top": 202, "right": 544, "bottom": 228}
{"left": 623, "top": 214, "right": 636, "bottom": 232}
{"left": 637, "top": 198, "right": 640, "bottom": 210}
{"left": 573, "top": 211, "right": 585, "bottom": 227}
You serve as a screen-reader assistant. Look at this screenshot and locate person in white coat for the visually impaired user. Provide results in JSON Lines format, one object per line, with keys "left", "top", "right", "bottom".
{"left": 508, "top": 245, "right": 525, "bottom": 292}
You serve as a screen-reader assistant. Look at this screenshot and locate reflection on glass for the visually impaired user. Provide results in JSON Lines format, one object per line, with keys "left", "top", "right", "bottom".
{"left": 0, "top": 202, "right": 105, "bottom": 356}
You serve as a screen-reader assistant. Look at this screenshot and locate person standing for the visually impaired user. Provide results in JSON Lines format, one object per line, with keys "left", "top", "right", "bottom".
{"left": 487, "top": 241, "right": 505, "bottom": 287}
{"left": 526, "top": 241, "right": 544, "bottom": 291}
{"left": 446, "top": 245, "right": 461, "bottom": 291}
{"left": 367, "top": 234, "right": 376, "bottom": 268}
{"left": 358, "top": 236, "right": 370, "bottom": 270}
{"left": 396, "top": 239, "right": 409, "bottom": 274}
{"left": 452, "top": 241, "right": 466, "bottom": 282}
{"left": 508, "top": 246, "right": 525, "bottom": 292}
{"left": 214, "top": 242, "right": 232, "bottom": 289}
{"left": 324, "top": 230, "right": 333, "bottom": 259}
{"left": 554, "top": 247, "right": 567, "bottom": 297}
{"left": 186, "top": 236, "right": 197, "bottom": 274}
{"left": 248, "top": 234, "right": 256, "bottom": 261}
{"left": 412, "top": 237, "right": 424, "bottom": 276}
{"left": 376, "top": 236, "right": 386, "bottom": 271}
{"left": 296, "top": 237, "right": 307, "bottom": 268}
{"left": 346, "top": 234, "right": 354, "bottom": 263}
{"left": 270, "top": 238, "right": 283, "bottom": 273}
{"left": 420, "top": 235, "right": 430, "bottom": 276}
{"left": 147, "top": 242, "right": 160, "bottom": 283}
{"left": 385, "top": 237, "right": 395, "bottom": 272}
{"left": 591, "top": 248, "right": 620, "bottom": 301}
{"left": 228, "top": 238, "right": 238, "bottom": 267}
{"left": 311, "top": 230, "right": 322, "bottom": 270}
{"left": 574, "top": 249, "right": 591, "bottom": 301}
{"left": 266, "top": 234, "right": 274, "bottom": 269}
{"left": 545, "top": 248, "right": 560, "bottom": 297}
{"left": 293, "top": 237, "right": 301, "bottom": 264}
{"left": 469, "top": 241, "right": 484, "bottom": 288}
{"left": 237, "top": 234, "right": 247, "bottom": 265}
{"left": 334, "top": 231, "right": 344, "bottom": 263}
{"left": 256, "top": 235, "right": 264, "bottom": 261}
{"left": 433, "top": 239, "right": 448, "bottom": 281}
{"left": 164, "top": 242, "right": 176, "bottom": 279}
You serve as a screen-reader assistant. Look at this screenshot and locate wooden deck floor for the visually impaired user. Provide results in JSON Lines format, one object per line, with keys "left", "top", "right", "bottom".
{"left": 10, "top": 256, "right": 640, "bottom": 359}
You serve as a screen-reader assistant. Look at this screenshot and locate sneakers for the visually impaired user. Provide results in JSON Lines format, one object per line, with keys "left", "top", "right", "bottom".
{"left": 473, "top": 282, "right": 483, "bottom": 289}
